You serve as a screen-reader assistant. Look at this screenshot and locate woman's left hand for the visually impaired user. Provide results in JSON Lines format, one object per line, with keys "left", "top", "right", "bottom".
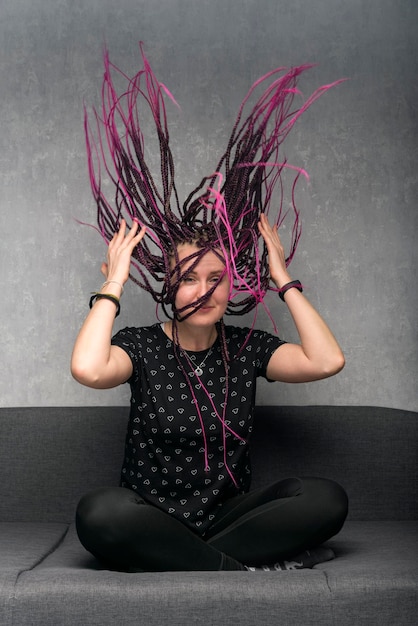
{"left": 257, "top": 213, "right": 291, "bottom": 288}
{"left": 257, "top": 215, "right": 345, "bottom": 383}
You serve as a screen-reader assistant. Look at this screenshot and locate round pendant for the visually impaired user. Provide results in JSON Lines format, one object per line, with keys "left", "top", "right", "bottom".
{"left": 195, "top": 367, "right": 203, "bottom": 376}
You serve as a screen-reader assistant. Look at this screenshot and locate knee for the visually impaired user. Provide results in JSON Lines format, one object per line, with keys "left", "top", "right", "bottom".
{"left": 76, "top": 487, "right": 111, "bottom": 526}
{"left": 75, "top": 487, "right": 131, "bottom": 551}
{"left": 320, "top": 478, "right": 349, "bottom": 529}
{"left": 76, "top": 488, "right": 108, "bottom": 547}
{"left": 304, "top": 477, "right": 349, "bottom": 529}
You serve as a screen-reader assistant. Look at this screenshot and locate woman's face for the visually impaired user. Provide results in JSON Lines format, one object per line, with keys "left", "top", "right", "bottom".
{"left": 172, "top": 243, "right": 230, "bottom": 327}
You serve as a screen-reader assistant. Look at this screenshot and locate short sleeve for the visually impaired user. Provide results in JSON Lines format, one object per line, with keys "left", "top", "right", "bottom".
{"left": 251, "top": 329, "right": 286, "bottom": 379}
{"left": 111, "top": 326, "right": 141, "bottom": 382}
{"left": 227, "top": 326, "right": 286, "bottom": 380}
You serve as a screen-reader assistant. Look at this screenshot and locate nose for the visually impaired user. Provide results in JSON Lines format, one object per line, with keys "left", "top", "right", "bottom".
{"left": 198, "top": 280, "right": 210, "bottom": 299}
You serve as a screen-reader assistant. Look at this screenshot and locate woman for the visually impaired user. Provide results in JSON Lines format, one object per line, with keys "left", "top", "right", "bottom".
{"left": 72, "top": 46, "right": 348, "bottom": 572}
{"left": 71, "top": 214, "right": 347, "bottom": 572}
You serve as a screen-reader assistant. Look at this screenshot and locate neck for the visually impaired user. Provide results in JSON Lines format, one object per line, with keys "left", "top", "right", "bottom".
{"left": 164, "top": 320, "right": 218, "bottom": 351}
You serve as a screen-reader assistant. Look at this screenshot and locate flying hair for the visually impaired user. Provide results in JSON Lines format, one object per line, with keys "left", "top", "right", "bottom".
{"left": 84, "top": 42, "right": 344, "bottom": 321}
{"left": 83, "top": 44, "right": 344, "bottom": 485}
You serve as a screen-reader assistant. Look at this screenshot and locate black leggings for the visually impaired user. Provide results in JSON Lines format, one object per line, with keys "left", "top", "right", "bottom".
{"left": 76, "top": 477, "right": 348, "bottom": 571}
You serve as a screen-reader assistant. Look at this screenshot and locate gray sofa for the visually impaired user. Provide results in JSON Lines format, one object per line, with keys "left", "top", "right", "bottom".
{"left": 1, "top": 405, "right": 417, "bottom": 625}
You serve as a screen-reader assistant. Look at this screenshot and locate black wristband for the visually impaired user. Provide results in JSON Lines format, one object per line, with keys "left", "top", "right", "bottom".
{"left": 278, "top": 280, "right": 303, "bottom": 302}
{"left": 89, "top": 293, "right": 121, "bottom": 317}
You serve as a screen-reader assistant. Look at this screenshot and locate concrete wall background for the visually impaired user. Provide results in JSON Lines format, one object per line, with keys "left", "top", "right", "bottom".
{"left": 1, "top": 0, "right": 417, "bottom": 410}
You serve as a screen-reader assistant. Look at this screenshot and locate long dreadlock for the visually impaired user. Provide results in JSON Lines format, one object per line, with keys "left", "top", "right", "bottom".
{"left": 85, "top": 43, "right": 343, "bottom": 316}
{"left": 84, "top": 43, "right": 343, "bottom": 484}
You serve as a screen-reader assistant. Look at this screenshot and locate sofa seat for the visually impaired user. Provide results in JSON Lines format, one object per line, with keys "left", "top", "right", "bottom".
{"left": 0, "top": 523, "right": 68, "bottom": 625}
{"left": 321, "top": 521, "right": 418, "bottom": 626}
{"left": 5, "top": 521, "right": 417, "bottom": 626}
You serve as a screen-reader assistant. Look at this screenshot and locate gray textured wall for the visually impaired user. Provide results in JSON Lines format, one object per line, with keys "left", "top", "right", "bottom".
{"left": 1, "top": 0, "right": 417, "bottom": 410}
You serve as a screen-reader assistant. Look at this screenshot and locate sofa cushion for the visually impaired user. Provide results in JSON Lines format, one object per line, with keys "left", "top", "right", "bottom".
{"left": 0, "top": 523, "right": 68, "bottom": 626}
{"left": 11, "top": 527, "right": 334, "bottom": 626}
{"left": 0, "top": 523, "right": 67, "bottom": 570}
{"left": 0, "top": 408, "right": 127, "bottom": 523}
{"left": 0, "top": 407, "right": 129, "bottom": 523}
{"left": 251, "top": 406, "right": 418, "bottom": 520}
{"left": 9, "top": 521, "right": 418, "bottom": 626}
{"left": 0, "top": 571, "right": 17, "bottom": 626}
{"left": 13, "top": 568, "right": 333, "bottom": 626}
{"left": 322, "top": 521, "right": 418, "bottom": 626}
{"left": 1, "top": 406, "right": 417, "bottom": 524}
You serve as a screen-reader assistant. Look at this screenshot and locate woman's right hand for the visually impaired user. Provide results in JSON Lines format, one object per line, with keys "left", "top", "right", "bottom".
{"left": 71, "top": 219, "right": 147, "bottom": 389}
{"left": 101, "top": 219, "right": 147, "bottom": 286}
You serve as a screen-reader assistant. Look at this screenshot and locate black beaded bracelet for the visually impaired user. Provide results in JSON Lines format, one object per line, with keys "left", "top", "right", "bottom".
{"left": 89, "top": 293, "right": 121, "bottom": 317}
{"left": 279, "top": 280, "right": 303, "bottom": 302}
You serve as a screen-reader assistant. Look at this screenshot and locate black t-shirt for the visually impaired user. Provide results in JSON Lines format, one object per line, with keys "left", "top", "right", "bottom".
{"left": 111, "top": 323, "right": 285, "bottom": 535}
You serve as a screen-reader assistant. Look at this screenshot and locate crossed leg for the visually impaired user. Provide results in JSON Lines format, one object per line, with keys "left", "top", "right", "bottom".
{"left": 206, "top": 477, "right": 348, "bottom": 566}
{"left": 75, "top": 477, "right": 348, "bottom": 571}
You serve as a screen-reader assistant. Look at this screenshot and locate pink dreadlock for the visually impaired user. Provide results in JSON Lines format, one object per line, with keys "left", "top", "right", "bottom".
{"left": 84, "top": 42, "right": 343, "bottom": 319}
{"left": 84, "top": 43, "right": 343, "bottom": 485}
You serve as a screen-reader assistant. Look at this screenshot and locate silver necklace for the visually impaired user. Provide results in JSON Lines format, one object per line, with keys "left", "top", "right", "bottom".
{"left": 184, "top": 348, "right": 212, "bottom": 376}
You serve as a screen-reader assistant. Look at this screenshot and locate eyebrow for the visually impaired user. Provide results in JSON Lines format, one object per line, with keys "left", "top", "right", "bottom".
{"left": 186, "top": 270, "right": 223, "bottom": 277}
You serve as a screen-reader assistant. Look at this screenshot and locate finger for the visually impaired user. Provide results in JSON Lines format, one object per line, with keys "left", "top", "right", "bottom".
{"left": 115, "top": 219, "right": 127, "bottom": 242}
{"left": 135, "top": 224, "right": 147, "bottom": 242}
{"left": 126, "top": 224, "right": 146, "bottom": 252}
{"left": 108, "top": 220, "right": 126, "bottom": 250}
{"left": 108, "top": 230, "right": 118, "bottom": 246}
{"left": 258, "top": 213, "right": 274, "bottom": 233}
{"left": 123, "top": 220, "right": 144, "bottom": 245}
{"left": 258, "top": 217, "right": 274, "bottom": 242}
{"left": 260, "top": 213, "right": 272, "bottom": 228}
{"left": 260, "top": 216, "right": 282, "bottom": 245}
{"left": 110, "top": 220, "right": 139, "bottom": 252}
{"left": 127, "top": 219, "right": 139, "bottom": 238}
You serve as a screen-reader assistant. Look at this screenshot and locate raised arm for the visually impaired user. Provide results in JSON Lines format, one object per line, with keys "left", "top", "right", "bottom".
{"left": 71, "top": 220, "right": 146, "bottom": 389}
{"left": 258, "top": 214, "right": 345, "bottom": 383}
